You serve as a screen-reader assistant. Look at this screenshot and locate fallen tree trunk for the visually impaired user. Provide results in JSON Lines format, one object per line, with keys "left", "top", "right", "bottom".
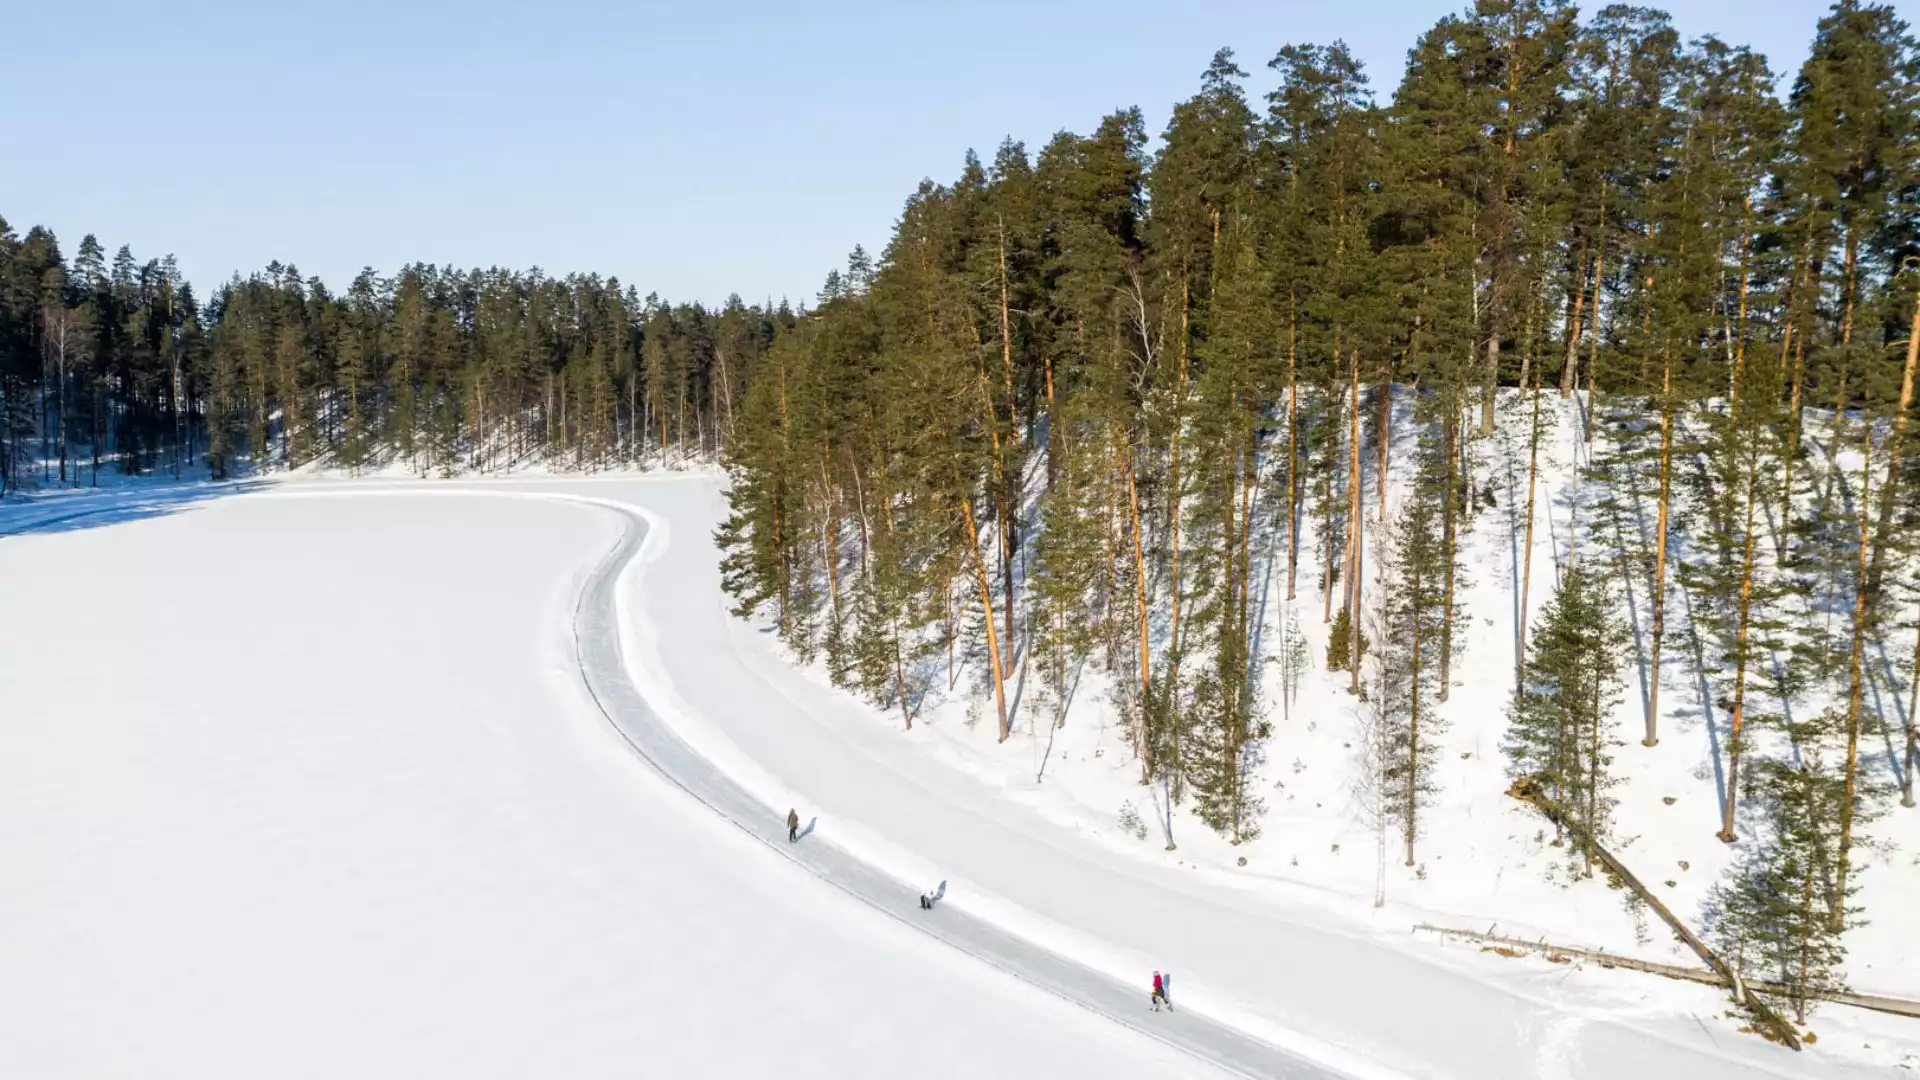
{"left": 1413, "top": 924, "right": 1920, "bottom": 1021}
{"left": 1505, "top": 776, "right": 1803, "bottom": 1049}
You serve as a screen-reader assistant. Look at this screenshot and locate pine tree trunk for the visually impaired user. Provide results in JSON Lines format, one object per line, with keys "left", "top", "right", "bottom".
{"left": 1905, "top": 619, "right": 1919, "bottom": 809}
{"left": 1518, "top": 370, "right": 1542, "bottom": 685}
{"left": 1560, "top": 239, "right": 1590, "bottom": 397}
{"left": 1241, "top": 415, "right": 1257, "bottom": 671}
{"left": 1407, "top": 534, "right": 1423, "bottom": 867}
{"left": 1348, "top": 349, "right": 1364, "bottom": 695}
{"left": 1797, "top": 852, "right": 1817, "bottom": 1024}
{"left": 960, "top": 494, "right": 1011, "bottom": 743}
{"left": 1834, "top": 422, "right": 1873, "bottom": 930}
{"left": 772, "top": 492, "right": 790, "bottom": 639}
{"left": 1169, "top": 268, "right": 1191, "bottom": 678}
{"left": 998, "top": 217, "right": 1019, "bottom": 444}
{"left": 894, "top": 612, "right": 912, "bottom": 732}
{"left": 1899, "top": 277, "right": 1920, "bottom": 812}
{"left": 1482, "top": 332, "right": 1500, "bottom": 436}
{"left": 1582, "top": 229, "right": 1606, "bottom": 440}
{"left": 1587, "top": 668, "right": 1601, "bottom": 875}
{"left": 1439, "top": 400, "right": 1458, "bottom": 702}
{"left": 1286, "top": 293, "right": 1300, "bottom": 601}
{"left": 850, "top": 445, "right": 870, "bottom": 576}
{"left": 994, "top": 241, "right": 1021, "bottom": 651}
{"left": 1002, "top": 473, "right": 1016, "bottom": 653}
{"left": 1778, "top": 323, "right": 1808, "bottom": 563}
{"left": 1867, "top": 276, "right": 1920, "bottom": 599}
{"left": 1647, "top": 351, "right": 1673, "bottom": 748}
{"left": 1718, "top": 443, "right": 1760, "bottom": 844}
{"left": 1121, "top": 428, "right": 1153, "bottom": 768}
{"left": 57, "top": 341, "right": 70, "bottom": 484}
{"left": 1044, "top": 353, "right": 1059, "bottom": 487}
{"left": 1377, "top": 366, "right": 1391, "bottom": 518}
{"left": 970, "top": 335, "right": 1016, "bottom": 651}
{"left": 822, "top": 443, "right": 840, "bottom": 623}
{"left": 715, "top": 345, "right": 735, "bottom": 447}
{"left": 1221, "top": 426, "right": 1240, "bottom": 807}
{"left": 1729, "top": 197, "right": 1753, "bottom": 404}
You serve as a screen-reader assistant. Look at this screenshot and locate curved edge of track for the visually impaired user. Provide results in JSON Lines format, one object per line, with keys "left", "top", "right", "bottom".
{"left": 7, "top": 484, "right": 1344, "bottom": 1080}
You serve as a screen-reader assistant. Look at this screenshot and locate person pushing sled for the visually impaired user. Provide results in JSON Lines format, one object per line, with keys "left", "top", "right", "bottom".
{"left": 1150, "top": 970, "right": 1173, "bottom": 1012}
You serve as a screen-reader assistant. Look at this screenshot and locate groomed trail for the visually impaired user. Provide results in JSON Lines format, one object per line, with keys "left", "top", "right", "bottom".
{"left": 564, "top": 496, "right": 1336, "bottom": 1080}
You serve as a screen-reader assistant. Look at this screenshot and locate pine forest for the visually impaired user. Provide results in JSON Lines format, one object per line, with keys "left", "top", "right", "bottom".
{"left": 4, "top": 0, "right": 1917, "bottom": 1034}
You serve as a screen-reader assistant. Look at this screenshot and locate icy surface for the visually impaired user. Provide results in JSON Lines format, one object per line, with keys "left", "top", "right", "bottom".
{"left": 0, "top": 492, "right": 1213, "bottom": 1079}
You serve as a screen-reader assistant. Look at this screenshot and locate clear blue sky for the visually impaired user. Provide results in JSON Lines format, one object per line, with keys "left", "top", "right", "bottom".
{"left": 0, "top": 0, "right": 1873, "bottom": 308}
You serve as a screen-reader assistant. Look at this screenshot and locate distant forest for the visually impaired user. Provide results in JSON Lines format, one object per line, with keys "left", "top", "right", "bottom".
{"left": 0, "top": 232, "right": 779, "bottom": 487}
{"left": 2, "top": 0, "right": 1917, "bottom": 1022}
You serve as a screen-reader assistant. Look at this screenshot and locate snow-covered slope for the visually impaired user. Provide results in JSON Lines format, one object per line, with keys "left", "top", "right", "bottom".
{"left": 519, "top": 474, "right": 1898, "bottom": 1079}
{"left": 0, "top": 492, "right": 1211, "bottom": 1079}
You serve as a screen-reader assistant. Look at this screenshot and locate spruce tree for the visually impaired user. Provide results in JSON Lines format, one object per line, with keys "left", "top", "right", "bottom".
{"left": 1506, "top": 561, "right": 1626, "bottom": 874}
{"left": 1708, "top": 755, "right": 1856, "bottom": 1024}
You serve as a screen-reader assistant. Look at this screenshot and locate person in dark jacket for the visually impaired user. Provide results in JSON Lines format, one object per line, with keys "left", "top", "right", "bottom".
{"left": 787, "top": 808, "right": 800, "bottom": 843}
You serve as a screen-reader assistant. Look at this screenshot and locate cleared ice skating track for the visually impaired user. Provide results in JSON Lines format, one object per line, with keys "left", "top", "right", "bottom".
{"left": 568, "top": 500, "right": 1338, "bottom": 1080}
{"left": 0, "top": 490, "right": 1225, "bottom": 1080}
{"left": 0, "top": 487, "right": 1317, "bottom": 1080}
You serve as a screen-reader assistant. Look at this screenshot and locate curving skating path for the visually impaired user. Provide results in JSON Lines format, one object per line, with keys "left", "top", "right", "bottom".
{"left": 571, "top": 500, "right": 1338, "bottom": 1080}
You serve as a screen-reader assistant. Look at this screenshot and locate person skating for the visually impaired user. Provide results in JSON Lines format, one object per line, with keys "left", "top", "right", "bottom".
{"left": 1150, "top": 971, "right": 1168, "bottom": 1011}
{"left": 787, "top": 808, "right": 800, "bottom": 843}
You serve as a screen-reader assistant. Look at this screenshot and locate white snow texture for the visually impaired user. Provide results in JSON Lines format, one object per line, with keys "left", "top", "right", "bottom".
{"left": 0, "top": 449, "right": 1912, "bottom": 1078}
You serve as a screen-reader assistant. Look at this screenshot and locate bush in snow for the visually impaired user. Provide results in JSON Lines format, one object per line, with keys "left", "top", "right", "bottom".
{"left": 1325, "top": 604, "right": 1369, "bottom": 673}
{"left": 1705, "top": 755, "right": 1858, "bottom": 1024}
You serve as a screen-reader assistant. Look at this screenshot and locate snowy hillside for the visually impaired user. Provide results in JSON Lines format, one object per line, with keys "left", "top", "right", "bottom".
{"left": 711, "top": 387, "right": 1920, "bottom": 1073}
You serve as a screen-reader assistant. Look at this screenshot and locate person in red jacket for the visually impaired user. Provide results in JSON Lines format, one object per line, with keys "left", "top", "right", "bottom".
{"left": 1150, "top": 971, "right": 1167, "bottom": 1011}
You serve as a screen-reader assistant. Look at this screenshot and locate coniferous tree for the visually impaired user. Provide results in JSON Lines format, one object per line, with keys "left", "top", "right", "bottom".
{"left": 1506, "top": 562, "right": 1626, "bottom": 874}
{"left": 1708, "top": 755, "right": 1856, "bottom": 1023}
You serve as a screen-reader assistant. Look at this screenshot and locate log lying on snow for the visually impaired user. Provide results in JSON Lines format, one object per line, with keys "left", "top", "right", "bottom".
{"left": 1412, "top": 924, "right": 1920, "bottom": 1021}
{"left": 1503, "top": 776, "right": 1804, "bottom": 1049}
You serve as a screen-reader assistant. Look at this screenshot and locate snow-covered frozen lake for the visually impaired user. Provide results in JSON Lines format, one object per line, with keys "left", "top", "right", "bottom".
{"left": 0, "top": 490, "right": 1208, "bottom": 1079}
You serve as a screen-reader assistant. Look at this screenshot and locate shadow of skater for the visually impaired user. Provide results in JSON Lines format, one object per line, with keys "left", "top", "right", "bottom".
{"left": 798, "top": 816, "right": 818, "bottom": 841}
{"left": 918, "top": 879, "right": 947, "bottom": 910}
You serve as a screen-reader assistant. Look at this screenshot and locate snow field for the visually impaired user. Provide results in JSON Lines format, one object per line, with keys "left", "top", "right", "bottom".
{"left": 0, "top": 492, "right": 1215, "bottom": 1079}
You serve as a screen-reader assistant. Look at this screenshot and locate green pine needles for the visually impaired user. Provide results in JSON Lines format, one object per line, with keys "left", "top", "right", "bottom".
{"left": 1506, "top": 562, "right": 1626, "bottom": 877}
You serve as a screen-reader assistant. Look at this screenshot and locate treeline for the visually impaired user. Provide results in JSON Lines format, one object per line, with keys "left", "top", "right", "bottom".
{"left": 0, "top": 227, "right": 781, "bottom": 487}
{"left": 713, "top": 0, "right": 1918, "bottom": 1019}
